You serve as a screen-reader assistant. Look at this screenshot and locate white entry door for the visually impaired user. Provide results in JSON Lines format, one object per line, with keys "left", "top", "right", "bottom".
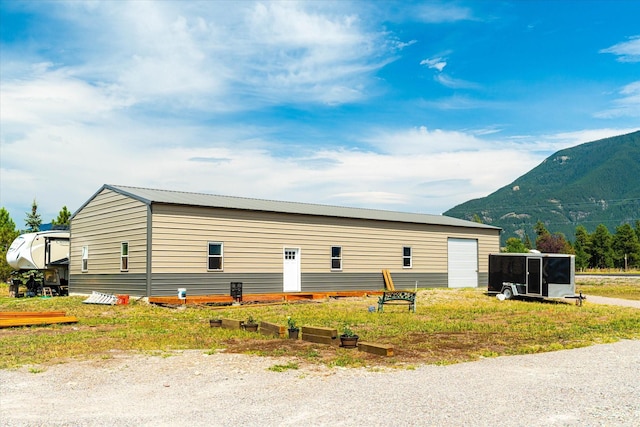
{"left": 447, "top": 238, "right": 478, "bottom": 288}
{"left": 283, "top": 247, "right": 301, "bottom": 292}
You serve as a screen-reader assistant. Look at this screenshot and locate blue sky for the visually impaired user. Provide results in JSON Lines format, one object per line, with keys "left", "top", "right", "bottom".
{"left": 1, "top": 0, "right": 639, "bottom": 228}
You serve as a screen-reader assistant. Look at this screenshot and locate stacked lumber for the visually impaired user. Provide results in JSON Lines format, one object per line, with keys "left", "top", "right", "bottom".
{"left": 382, "top": 269, "right": 395, "bottom": 290}
{"left": 0, "top": 311, "right": 78, "bottom": 328}
{"left": 259, "top": 321, "right": 286, "bottom": 338}
{"left": 301, "top": 326, "right": 337, "bottom": 345}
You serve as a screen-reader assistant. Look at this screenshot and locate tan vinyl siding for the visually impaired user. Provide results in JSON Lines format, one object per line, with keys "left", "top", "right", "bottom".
{"left": 70, "top": 189, "right": 148, "bottom": 274}
{"left": 151, "top": 204, "right": 499, "bottom": 275}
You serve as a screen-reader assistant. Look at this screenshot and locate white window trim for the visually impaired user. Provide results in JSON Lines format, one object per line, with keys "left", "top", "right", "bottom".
{"left": 81, "top": 246, "right": 89, "bottom": 272}
{"left": 208, "top": 242, "right": 224, "bottom": 271}
{"left": 331, "top": 245, "right": 342, "bottom": 271}
{"left": 403, "top": 246, "right": 412, "bottom": 269}
{"left": 120, "top": 241, "right": 129, "bottom": 272}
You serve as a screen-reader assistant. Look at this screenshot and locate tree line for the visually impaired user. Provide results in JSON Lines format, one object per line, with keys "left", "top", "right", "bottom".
{"left": 503, "top": 220, "right": 640, "bottom": 271}
{"left": 0, "top": 200, "right": 71, "bottom": 282}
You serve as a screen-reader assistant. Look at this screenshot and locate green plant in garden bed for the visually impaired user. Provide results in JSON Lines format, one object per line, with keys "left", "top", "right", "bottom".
{"left": 1, "top": 286, "right": 639, "bottom": 369}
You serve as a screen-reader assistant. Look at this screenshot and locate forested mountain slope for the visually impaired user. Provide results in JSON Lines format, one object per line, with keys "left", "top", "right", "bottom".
{"left": 444, "top": 130, "right": 640, "bottom": 244}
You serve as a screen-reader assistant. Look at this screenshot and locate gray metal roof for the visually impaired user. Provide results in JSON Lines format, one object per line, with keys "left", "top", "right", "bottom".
{"left": 101, "top": 184, "right": 500, "bottom": 230}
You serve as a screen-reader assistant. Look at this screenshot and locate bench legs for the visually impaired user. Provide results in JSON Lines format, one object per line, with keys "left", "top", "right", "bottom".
{"left": 377, "top": 302, "right": 416, "bottom": 313}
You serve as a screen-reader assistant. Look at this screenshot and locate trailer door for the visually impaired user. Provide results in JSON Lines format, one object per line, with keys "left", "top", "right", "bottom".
{"left": 527, "top": 257, "right": 542, "bottom": 296}
{"left": 448, "top": 238, "right": 478, "bottom": 288}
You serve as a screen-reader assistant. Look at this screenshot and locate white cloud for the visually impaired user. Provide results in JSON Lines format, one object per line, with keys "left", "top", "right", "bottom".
{"left": 414, "top": 4, "right": 474, "bottom": 23}
{"left": 420, "top": 53, "right": 479, "bottom": 89}
{"left": 420, "top": 57, "right": 447, "bottom": 72}
{"left": 600, "top": 36, "right": 640, "bottom": 62}
{"left": 0, "top": 118, "right": 538, "bottom": 223}
{"left": 364, "top": 126, "right": 489, "bottom": 155}
{"left": 540, "top": 127, "right": 640, "bottom": 148}
{"left": 6, "top": 1, "right": 392, "bottom": 110}
{"left": 435, "top": 73, "right": 480, "bottom": 89}
{"left": 2, "top": 114, "right": 636, "bottom": 227}
{"left": 0, "top": 65, "right": 134, "bottom": 126}
{"left": 595, "top": 81, "right": 640, "bottom": 118}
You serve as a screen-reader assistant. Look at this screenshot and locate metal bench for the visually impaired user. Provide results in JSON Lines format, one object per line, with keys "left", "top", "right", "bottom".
{"left": 377, "top": 291, "right": 416, "bottom": 313}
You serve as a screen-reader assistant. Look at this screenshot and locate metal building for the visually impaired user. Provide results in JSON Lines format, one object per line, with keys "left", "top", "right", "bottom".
{"left": 69, "top": 185, "right": 501, "bottom": 297}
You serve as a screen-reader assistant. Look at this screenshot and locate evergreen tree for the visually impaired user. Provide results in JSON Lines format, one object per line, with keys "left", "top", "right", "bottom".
{"left": 503, "top": 237, "right": 527, "bottom": 253}
{"left": 472, "top": 214, "right": 483, "bottom": 224}
{"left": 0, "top": 208, "right": 20, "bottom": 282}
{"left": 24, "top": 199, "right": 42, "bottom": 232}
{"left": 523, "top": 233, "right": 532, "bottom": 250}
{"left": 51, "top": 206, "right": 72, "bottom": 229}
{"left": 612, "top": 223, "right": 640, "bottom": 269}
{"left": 534, "top": 220, "right": 549, "bottom": 238}
{"left": 590, "top": 224, "right": 614, "bottom": 269}
{"left": 574, "top": 225, "right": 591, "bottom": 271}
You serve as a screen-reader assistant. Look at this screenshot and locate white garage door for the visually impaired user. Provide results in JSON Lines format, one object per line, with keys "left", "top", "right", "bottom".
{"left": 448, "top": 238, "right": 478, "bottom": 288}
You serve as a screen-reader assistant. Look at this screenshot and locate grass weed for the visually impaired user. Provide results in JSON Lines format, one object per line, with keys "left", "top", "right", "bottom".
{"left": 1, "top": 282, "right": 639, "bottom": 369}
{"left": 268, "top": 361, "right": 299, "bottom": 372}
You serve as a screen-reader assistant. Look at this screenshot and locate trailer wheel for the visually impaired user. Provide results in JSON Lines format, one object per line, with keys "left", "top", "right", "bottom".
{"left": 502, "top": 286, "right": 514, "bottom": 300}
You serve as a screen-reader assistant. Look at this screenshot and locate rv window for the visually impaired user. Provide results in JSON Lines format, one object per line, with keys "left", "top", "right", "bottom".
{"left": 208, "top": 242, "right": 223, "bottom": 271}
{"left": 403, "top": 246, "right": 412, "bottom": 268}
{"left": 81, "top": 246, "right": 89, "bottom": 272}
{"left": 121, "top": 242, "right": 129, "bottom": 272}
{"left": 331, "top": 246, "right": 342, "bottom": 270}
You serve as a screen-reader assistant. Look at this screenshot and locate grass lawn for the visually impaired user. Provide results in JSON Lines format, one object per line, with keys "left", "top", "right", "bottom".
{"left": 576, "top": 276, "right": 640, "bottom": 300}
{"left": 1, "top": 283, "right": 639, "bottom": 370}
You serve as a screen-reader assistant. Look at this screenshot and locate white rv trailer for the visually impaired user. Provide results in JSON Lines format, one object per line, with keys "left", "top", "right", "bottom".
{"left": 6, "top": 230, "right": 70, "bottom": 296}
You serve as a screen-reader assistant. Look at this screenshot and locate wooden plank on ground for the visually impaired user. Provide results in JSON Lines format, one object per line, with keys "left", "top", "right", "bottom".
{"left": 283, "top": 293, "right": 320, "bottom": 301}
{"left": 148, "top": 295, "right": 234, "bottom": 305}
{"left": 259, "top": 321, "right": 286, "bottom": 338}
{"left": 242, "top": 294, "right": 284, "bottom": 303}
{"left": 0, "top": 316, "right": 79, "bottom": 328}
{"left": 358, "top": 341, "right": 394, "bottom": 357}
{"left": 221, "top": 318, "right": 243, "bottom": 330}
{"left": 325, "top": 291, "right": 383, "bottom": 298}
{"left": 301, "top": 326, "right": 338, "bottom": 345}
{"left": 301, "top": 326, "right": 337, "bottom": 338}
{"left": 149, "top": 290, "right": 384, "bottom": 305}
{"left": 302, "top": 333, "right": 336, "bottom": 345}
{"left": 0, "top": 311, "right": 67, "bottom": 319}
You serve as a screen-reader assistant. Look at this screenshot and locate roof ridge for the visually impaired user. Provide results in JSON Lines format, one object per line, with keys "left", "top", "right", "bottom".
{"left": 110, "top": 184, "right": 437, "bottom": 217}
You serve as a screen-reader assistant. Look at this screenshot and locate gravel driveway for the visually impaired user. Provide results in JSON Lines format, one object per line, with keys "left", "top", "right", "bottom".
{"left": 2, "top": 293, "right": 639, "bottom": 427}
{"left": 1, "top": 338, "right": 639, "bottom": 427}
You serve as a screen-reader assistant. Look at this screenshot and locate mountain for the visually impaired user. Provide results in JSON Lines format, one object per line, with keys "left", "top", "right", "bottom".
{"left": 444, "top": 130, "right": 640, "bottom": 245}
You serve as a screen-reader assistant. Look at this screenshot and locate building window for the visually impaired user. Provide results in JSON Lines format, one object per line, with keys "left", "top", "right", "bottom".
{"left": 208, "top": 242, "right": 223, "bottom": 271}
{"left": 403, "top": 246, "right": 412, "bottom": 268}
{"left": 121, "top": 242, "right": 129, "bottom": 272}
{"left": 331, "top": 246, "right": 342, "bottom": 270}
{"left": 81, "top": 246, "right": 89, "bottom": 272}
